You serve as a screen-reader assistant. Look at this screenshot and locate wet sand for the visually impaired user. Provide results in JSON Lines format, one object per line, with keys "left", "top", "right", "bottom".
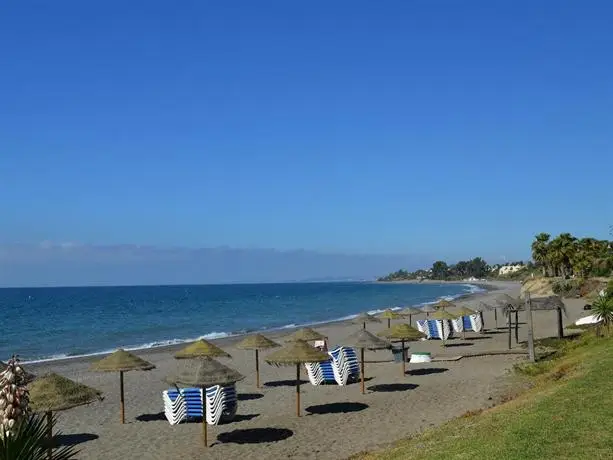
{"left": 28, "top": 281, "right": 588, "bottom": 459}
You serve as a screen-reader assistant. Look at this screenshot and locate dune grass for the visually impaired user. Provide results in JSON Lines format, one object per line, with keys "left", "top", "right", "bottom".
{"left": 351, "top": 333, "right": 613, "bottom": 460}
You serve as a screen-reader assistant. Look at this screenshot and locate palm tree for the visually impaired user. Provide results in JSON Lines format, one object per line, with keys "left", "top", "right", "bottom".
{"left": 592, "top": 296, "right": 613, "bottom": 336}
{"left": 531, "top": 233, "right": 551, "bottom": 276}
{"left": 0, "top": 413, "right": 78, "bottom": 459}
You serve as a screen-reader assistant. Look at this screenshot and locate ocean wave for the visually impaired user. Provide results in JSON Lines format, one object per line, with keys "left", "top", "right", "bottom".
{"left": 22, "top": 285, "right": 486, "bottom": 364}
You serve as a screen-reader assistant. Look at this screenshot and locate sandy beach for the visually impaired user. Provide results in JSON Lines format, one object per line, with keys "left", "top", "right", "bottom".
{"left": 27, "top": 281, "right": 589, "bottom": 459}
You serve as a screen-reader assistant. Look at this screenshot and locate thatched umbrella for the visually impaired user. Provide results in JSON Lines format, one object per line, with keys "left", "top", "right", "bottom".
{"left": 265, "top": 340, "right": 329, "bottom": 416}
{"left": 285, "top": 327, "right": 327, "bottom": 343}
{"left": 429, "top": 310, "right": 458, "bottom": 347}
{"left": 166, "top": 357, "right": 244, "bottom": 447}
{"left": 29, "top": 373, "right": 102, "bottom": 459}
{"left": 421, "top": 304, "right": 437, "bottom": 317}
{"left": 236, "top": 334, "right": 280, "bottom": 388}
{"left": 435, "top": 299, "right": 456, "bottom": 310}
{"left": 339, "top": 329, "right": 390, "bottom": 394}
{"left": 0, "top": 360, "right": 36, "bottom": 384}
{"left": 379, "top": 309, "right": 403, "bottom": 328}
{"left": 378, "top": 323, "right": 426, "bottom": 375}
{"left": 90, "top": 349, "right": 155, "bottom": 424}
{"left": 352, "top": 312, "right": 382, "bottom": 329}
{"left": 399, "top": 307, "right": 422, "bottom": 325}
{"left": 174, "top": 339, "right": 231, "bottom": 359}
{"left": 450, "top": 306, "right": 477, "bottom": 339}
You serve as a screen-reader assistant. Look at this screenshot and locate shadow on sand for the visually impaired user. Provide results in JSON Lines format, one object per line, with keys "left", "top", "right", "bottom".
{"left": 407, "top": 367, "right": 448, "bottom": 376}
{"left": 238, "top": 393, "right": 264, "bottom": 401}
{"left": 306, "top": 402, "right": 368, "bottom": 415}
{"left": 233, "top": 413, "right": 260, "bottom": 422}
{"left": 217, "top": 428, "right": 293, "bottom": 445}
{"left": 136, "top": 412, "right": 166, "bottom": 422}
{"left": 54, "top": 433, "right": 99, "bottom": 447}
{"left": 444, "top": 342, "right": 474, "bottom": 348}
{"left": 368, "top": 383, "right": 418, "bottom": 392}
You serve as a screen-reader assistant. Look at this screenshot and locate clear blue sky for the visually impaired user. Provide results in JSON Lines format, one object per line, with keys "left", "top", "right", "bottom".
{"left": 1, "top": 1, "right": 612, "bottom": 268}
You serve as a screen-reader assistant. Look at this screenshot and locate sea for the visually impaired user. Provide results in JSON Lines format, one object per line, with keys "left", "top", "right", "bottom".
{"left": 0, "top": 282, "right": 483, "bottom": 363}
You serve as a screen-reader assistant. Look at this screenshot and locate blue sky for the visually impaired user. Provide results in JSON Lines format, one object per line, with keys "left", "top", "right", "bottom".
{"left": 1, "top": 1, "right": 612, "bottom": 285}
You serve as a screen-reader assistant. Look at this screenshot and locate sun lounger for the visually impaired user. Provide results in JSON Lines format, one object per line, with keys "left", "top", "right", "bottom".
{"left": 305, "top": 346, "right": 360, "bottom": 386}
{"left": 416, "top": 320, "right": 429, "bottom": 338}
{"left": 162, "top": 384, "right": 237, "bottom": 426}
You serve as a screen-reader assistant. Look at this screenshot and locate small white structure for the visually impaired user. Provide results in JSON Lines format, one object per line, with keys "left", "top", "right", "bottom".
{"left": 498, "top": 264, "right": 524, "bottom": 276}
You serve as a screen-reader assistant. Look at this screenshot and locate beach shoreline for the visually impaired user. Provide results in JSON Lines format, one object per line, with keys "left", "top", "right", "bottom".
{"left": 26, "top": 280, "right": 513, "bottom": 370}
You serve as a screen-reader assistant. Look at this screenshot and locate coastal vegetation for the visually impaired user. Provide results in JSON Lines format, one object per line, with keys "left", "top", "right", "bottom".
{"left": 378, "top": 231, "right": 612, "bottom": 283}
{"left": 351, "top": 331, "right": 613, "bottom": 460}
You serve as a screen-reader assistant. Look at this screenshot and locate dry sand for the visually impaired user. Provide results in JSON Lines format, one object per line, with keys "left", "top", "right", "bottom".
{"left": 28, "top": 281, "right": 589, "bottom": 459}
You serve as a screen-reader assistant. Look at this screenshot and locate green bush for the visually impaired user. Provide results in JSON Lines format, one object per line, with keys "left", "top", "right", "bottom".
{"left": 552, "top": 279, "right": 582, "bottom": 297}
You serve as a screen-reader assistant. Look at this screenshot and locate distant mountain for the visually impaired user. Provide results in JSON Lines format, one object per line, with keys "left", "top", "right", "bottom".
{"left": 0, "top": 243, "right": 431, "bottom": 288}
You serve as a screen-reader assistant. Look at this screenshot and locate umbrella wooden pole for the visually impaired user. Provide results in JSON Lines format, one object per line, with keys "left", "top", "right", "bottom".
{"left": 480, "top": 311, "right": 484, "bottom": 333}
{"left": 363, "top": 321, "right": 366, "bottom": 329}
{"left": 401, "top": 339, "right": 406, "bottom": 376}
{"left": 409, "top": 314, "right": 412, "bottom": 325}
{"left": 508, "top": 312, "right": 512, "bottom": 349}
{"left": 119, "top": 370, "right": 125, "bottom": 424}
{"left": 494, "top": 308, "right": 498, "bottom": 328}
{"left": 360, "top": 348, "right": 365, "bottom": 394}
{"left": 515, "top": 311, "right": 519, "bottom": 344}
{"left": 255, "top": 349, "right": 260, "bottom": 388}
{"left": 202, "top": 414, "right": 208, "bottom": 447}
{"left": 387, "top": 318, "right": 391, "bottom": 328}
{"left": 46, "top": 411, "right": 53, "bottom": 460}
{"left": 296, "top": 364, "right": 301, "bottom": 417}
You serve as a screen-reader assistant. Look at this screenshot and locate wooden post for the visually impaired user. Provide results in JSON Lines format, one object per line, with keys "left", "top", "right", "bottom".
{"left": 46, "top": 411, "right": 53, "bottom": 460}
{"left": 387, "top": 318, "right": 391, "bottom": 328}
{"left": 515, "top": 310, "right": 519, "bottom": 344}
{"left": 557, "top": 307, "right": 564, "bottom": 338}
{"left": 409, "top": 314, "right": 412, "bottom": 325}
{"left": 119, "top": 371, "right": 125, "bottom": 424}
{"left": 401, "top": 339, "right": 406, "bottom": 376}
{"left": 526, "top": 293, "right": 535, "bottom": 362}
{"left": 295, "top": 364, "right": 301, "bottom": 417}
{"left": 360, "top": 348, "right": 365, "bottom": 394}
{"left": 363, "top": 321, "right": 366, "bottom": 329}
{"left": 479, "top": 311, "right": 485, "bottom": 333}
{"left": 202, "top": 405, "right": 208, "bottom": 447}
{"left": 494, "top": 308, "right": 498, "bottom": 328}
{"left": 255, "top": 349, "right": 260, "bottom": 388}
{"left": 507, "top": 311, "right": 512, "bottom": 349}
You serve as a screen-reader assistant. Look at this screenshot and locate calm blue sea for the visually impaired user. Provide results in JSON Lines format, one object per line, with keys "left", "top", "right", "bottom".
{"left": 0, "top": 282, "right": 482, "bottom": 362}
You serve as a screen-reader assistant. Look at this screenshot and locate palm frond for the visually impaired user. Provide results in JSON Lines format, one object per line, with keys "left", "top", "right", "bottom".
{"left": 0, "top": 413, "right": 78, "bottom": 460}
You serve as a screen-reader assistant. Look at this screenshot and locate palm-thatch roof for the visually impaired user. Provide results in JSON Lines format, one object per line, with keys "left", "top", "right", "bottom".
{"left": 29, "top": 373, "right": 103, "bottom": 412}
{"left": 90, "top": 349, "right": 155, "bottom": 372}
{"left": 527, "top": 295, "right": 567, "bottom": 314}
{"left": 285, "top": 327, "right": 327, "bottom": 342}
{"left": 236, "top": 334, "right": 280, "bottom": 350}
{"left": 430, "top": 309, "right": 458, "bottom": 320}
{"left": 435, "top": 299, "right": 456, "bottom": 309}
{"left": 166, "top": 357, "right": 244, "bottom": 388}
{"left": 377, "top": 323, "right": 425, "bottom": 341}
{"left": 352, "top": 313, "right": 381, "bottom": 324}
{"left": 340, "top": 329, "right": 391, "bottom": 350}
{"left": 399, "top": 306, "right": 422, "bottom": 316}
{"left": 266, "top": 340, "right": 330, "bottom": 366}
{"left": 379, "top": 309, "right": 403, "bottom": 319}
{"left": 476, "top": 301, "right": 493, "bottom": 311}
{"left": 452, "top": 305, "right": 477, "bottom": 316}
{"left": 174, "top": 339, "right": 231, "bottom": 359}
{"left": 493, "top": 293, "right": 522, "bottom": 309}
{"left": 1, "top": 361, "right": 36, "bottom": 384}
{"left": 421, "top": 304, "right": 438, "bottom": 313}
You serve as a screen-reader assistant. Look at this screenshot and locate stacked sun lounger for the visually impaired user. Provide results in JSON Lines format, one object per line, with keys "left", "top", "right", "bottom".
{"left": 305, "top": 346, "right": 360, "bottom": 386}
{"left": 416, "top": 319, "right": 453, "bottom": 340}
{"left": 162, "top": 384, "right": 237, "bottom": 426}
{"left": 329, "top": 346, "right": 360, "bottom": 386}
{"left": 451, "top": 314, "right": 483, "bottom": 333}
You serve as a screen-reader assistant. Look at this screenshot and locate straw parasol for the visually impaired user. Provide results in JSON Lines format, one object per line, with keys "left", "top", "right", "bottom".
{"left": 90, "top": 349, "right": 155, "bottom": 424}
{"left": 379, "top": 309, "right": 403, "bottom": 328}
{"left": 339, "top": 329, "right": 390, "bottom": 394}
{"left": 378, "top": 323, "right": 426, "bottom": 375}
{"left": 352, "top": 312, "right": 382, "bottom": 329}
{"left": 265, "top": 340, "right": 329, "bottom": 416}
{"left": 436, "top": 299, "right": 456, "bottom": 310}
{"left": 285, "top": 327, "right": 327, "bottom": 343}
{"left": 421, "top": 304, "right": 437, "bottom": 316}
{"left": 399, "top": 307, "right": 422, "bottom": 325}
{"left": 450, "top": 306, "right": 477, "bottom": 339}
{"left": 174, "top": 339, "right": 231, "bottom": 359}
{"left": 29, "top": 372, "right": 102, "bottom": 459}
{"left": 166, "top": 357, "right": 244, "bottom": 447}
{"left": 236, "top": 334, "right": 280, "bottom": 388}
{"left": 429, "top": 310, "right": 458, "bottom": 347}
